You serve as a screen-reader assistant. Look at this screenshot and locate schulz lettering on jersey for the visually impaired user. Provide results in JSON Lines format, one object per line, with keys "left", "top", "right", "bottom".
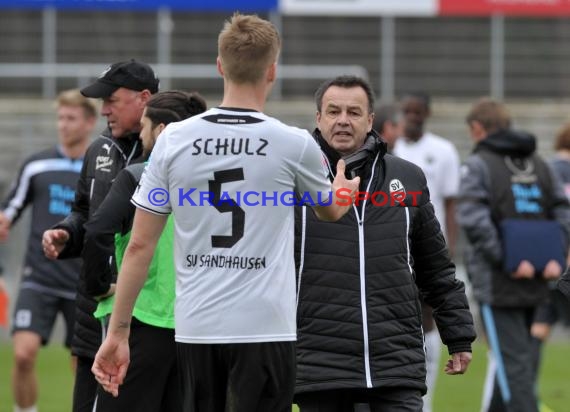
{"left": 192, "top": 138, "right": 269, "bottom": 156}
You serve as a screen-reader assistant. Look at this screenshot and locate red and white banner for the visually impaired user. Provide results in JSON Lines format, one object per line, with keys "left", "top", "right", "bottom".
{"left": 279, "top": 0, "right": 570, "bottom": 16}
{"left": 439, "top": 0, "right": 570, "bottom": 16}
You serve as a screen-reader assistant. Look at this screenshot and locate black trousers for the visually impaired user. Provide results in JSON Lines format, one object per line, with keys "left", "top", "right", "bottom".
{"left": 176, "top": 341, "right": 296, "bottom": 412}
{"left": 295, "top": 388, "right": 423, "bottom": 412}
{"left": 72, "top": 355, "right": 98, "bottom": 412}
{"left": 480, "top": 305, "right": 539, "bottom": 412}
{"left": 95, "top": 319, "right": 180, "bottom": 412}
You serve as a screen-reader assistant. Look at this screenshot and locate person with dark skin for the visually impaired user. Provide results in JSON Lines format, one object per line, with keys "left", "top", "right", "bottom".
{"left": 393, "top": 92, "right": 462, "bottom": 412}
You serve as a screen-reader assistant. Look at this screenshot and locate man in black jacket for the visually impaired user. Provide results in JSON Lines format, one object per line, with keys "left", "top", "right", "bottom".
{"left": 294, "top": 75, "right": 476, "bottom": 411}
{"left": 457, "top": 98, "right": 570, "bottom": 412}
{"left": 42, "top": 59, "right": 158, "bottom": 412}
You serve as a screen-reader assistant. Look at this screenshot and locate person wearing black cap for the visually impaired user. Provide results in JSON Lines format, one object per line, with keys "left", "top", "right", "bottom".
{"left": 42, "top": 59, "right": 158, "bottom": 412}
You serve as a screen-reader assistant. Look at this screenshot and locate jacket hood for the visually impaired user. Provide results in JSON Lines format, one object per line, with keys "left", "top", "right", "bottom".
{"left": 313, "top": 128, "right": 387, "bottom": 179}
{"left": 475, "top": 129, "right": 536, "bottom": 157}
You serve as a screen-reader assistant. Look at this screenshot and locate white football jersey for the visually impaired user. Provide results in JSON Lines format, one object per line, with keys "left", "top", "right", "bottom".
{"left": 393, "top": 131, "right": 460, "bottom": 238}
{"left": 133, "top": 107, "right": 331, "bottom": 344}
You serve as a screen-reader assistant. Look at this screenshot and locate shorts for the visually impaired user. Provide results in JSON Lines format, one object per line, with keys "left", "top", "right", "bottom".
{"left": 11, "top": 287, "right": 75, "bottom": 347}
{"left": 177, "top": 341, "right": 296, "bottom": 412}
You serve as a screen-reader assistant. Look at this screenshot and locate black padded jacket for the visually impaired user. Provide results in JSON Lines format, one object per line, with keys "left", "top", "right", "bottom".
{"left": 54, "top": 129, "right": 142, "bottom": 359}
{"left": 294, "top": 130, "right": 476, "bottom": 395}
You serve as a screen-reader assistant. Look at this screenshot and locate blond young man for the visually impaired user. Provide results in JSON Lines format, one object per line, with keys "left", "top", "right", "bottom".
{"left": 0, "top": 89, "right": 96, "bottom": 412}
{"left": 92, "top": 13, "right": 359, "bottom": 412}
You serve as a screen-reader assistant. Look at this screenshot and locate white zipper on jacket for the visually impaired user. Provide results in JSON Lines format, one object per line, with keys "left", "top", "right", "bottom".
{"left": 405, "top": 207, "right": 412, "bottom": 275}
{"left": 305, "top": 149, "right": 380, "bottom": 387}
{"left": 126, "top": 140, "right": 140, "bottom": 164}
{"left": 89, "top": 178, "right": 95, "bottom": 200}
{"left": 356, "top": 152, "right": 380, "bottom": 388}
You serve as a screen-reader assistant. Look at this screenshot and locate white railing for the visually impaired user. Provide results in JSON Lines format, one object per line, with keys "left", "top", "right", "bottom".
{"left": 0, "top": 63, "right": 370, "bottom": 99}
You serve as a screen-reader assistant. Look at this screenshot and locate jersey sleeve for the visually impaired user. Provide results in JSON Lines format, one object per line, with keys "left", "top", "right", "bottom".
{"left": 131, "top": 133, "right": 172, "bottom": 215}
{"left": 0, "top": 155, "right": 36, "bottom": 223}
{"left": 294, "top": 134, "right": 333, "bottom": 201}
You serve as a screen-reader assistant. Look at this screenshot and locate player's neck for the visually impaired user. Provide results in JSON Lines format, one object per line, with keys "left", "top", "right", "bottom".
{"left": 60, "top": 138, "right": 89, "bottom": 160}
{"left": 556, "top": 149, "right": 570, "bottom": 161}
{"left": 221, "top": 82, "right": 268, "bottom": 112}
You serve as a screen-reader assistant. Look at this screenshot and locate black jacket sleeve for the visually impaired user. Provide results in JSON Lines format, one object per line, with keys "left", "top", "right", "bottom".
{"left": 411, "top": 178, "right": 477, "bottom": 354}
{"left": 82, "top": 168, "right": 137, "bottom": 297}
{"left": 558, "top": 267, "right": 570, "bottom": 300}
{"left": 53, "top": 146, "right": 93, "bottom": 259}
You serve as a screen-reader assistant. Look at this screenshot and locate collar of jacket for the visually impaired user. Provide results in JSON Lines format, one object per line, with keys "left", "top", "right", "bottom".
{"left": 312, "top": 128, "right": 386, "bottom": 180}
{"left": 101, "top": 127, "right": 143, "bottom": 163}
{"left": 101, "top": 127, "right": 140, "bottom": 143}
{"left": 475, "top": 128, "right": 536, "bottom": 157}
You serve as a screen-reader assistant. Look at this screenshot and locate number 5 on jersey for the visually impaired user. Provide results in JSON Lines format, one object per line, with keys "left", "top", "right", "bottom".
{"left": 209, "top": 168, "right": 245, "bottom": 248}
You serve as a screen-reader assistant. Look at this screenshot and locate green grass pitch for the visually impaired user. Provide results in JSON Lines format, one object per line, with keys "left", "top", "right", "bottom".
{"left": 1, "top": 340, "right": 568, "bottom": 411}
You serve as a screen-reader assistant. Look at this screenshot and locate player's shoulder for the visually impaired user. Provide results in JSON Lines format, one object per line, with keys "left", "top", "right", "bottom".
{"left": 158, "top": 108, "right": 211, "bottom": 140}
{"left": 86, "top": 134, "right": 116, "bottom": 155}
{"left": 17, "top": 146, "right": 63, "bottom": 171}
{"left": 263, "top": 113, "right": 311, "bottom": 137}
{"left": 385, "top": 153, "right": 427, "bottom": 181}
{"left": 424, "top": 132, "right": 458, "bottom": 153}
{"left": 122, "top": 162, "right": 146, "bottom": 179}
{"left": 24, "top": 146, "right": 60, "bottom": 163}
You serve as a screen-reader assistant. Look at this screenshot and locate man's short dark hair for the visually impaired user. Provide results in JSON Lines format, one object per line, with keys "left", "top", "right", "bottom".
{"left": 315, "top": 75, "right": 375, "bottom": 114}
{"left": 373, "top": 103, "right": 401, "bottom": 133}
{"left": 466, "top": 97, "right": 511, "bottom": 134}
{"left": 145, "top": 90, "right": 207, "bottom": 128}
{"left": 401, "top": 91, "right": 431, "bottom": 111}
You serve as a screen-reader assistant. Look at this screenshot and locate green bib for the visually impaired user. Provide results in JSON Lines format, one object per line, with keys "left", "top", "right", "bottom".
{"left": 94, "top": 217, "right": 175, "bottom": 329}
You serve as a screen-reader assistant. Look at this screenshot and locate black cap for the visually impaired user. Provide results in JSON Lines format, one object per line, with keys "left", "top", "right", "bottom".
{"left": 81, "top": 59, "right": 159, "bottom": 98}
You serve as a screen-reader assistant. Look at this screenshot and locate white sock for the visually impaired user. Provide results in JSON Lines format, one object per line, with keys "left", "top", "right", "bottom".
{"left": 14, "top": 405, "right": 38, "bottom": 412}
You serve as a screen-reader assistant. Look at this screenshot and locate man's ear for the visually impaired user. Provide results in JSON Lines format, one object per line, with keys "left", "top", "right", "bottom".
{"left": 469, "top": 120, "right": 487, "bottom": 141}
{"left": 155, "top": 123, "right": 166, "bottom": 135}
{"left": 267, "top": 62, "right": 277, "bottom": 83}
{"left": 140, "top": 89, "right": 152, "bottom": 105}
{"left": 216, "top": 57, "right": 224, "bottom": 77}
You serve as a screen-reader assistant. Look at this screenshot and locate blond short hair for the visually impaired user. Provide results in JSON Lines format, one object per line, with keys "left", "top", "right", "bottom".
{"left": 465, "top": 97, "right": 511, "bottom": 134}
{"left": 56, "top": 89, "right": 97, "bottom": 119}
{"left": 218, "top": 13, "right": 281, "bottom": 84}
